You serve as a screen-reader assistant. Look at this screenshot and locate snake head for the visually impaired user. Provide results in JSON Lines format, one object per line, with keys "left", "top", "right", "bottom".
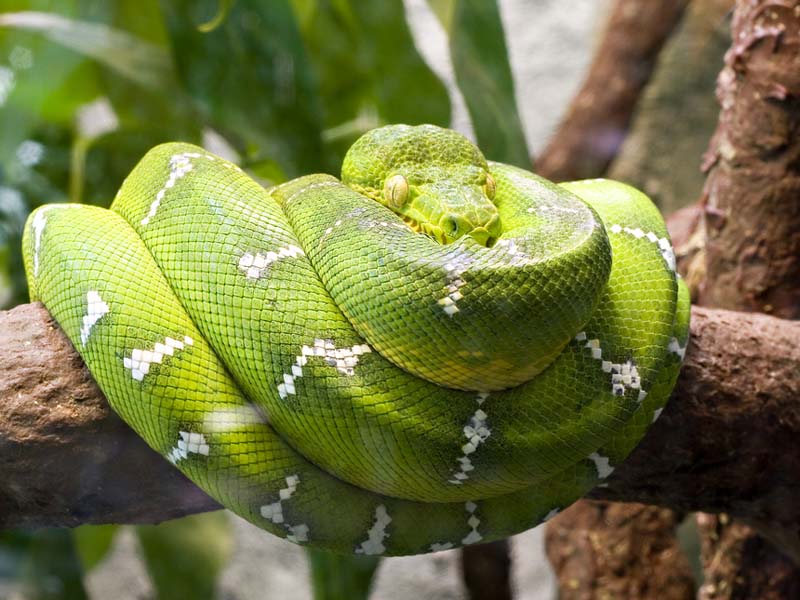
{"left": 342, "top": 124, "right": 502, "bottom": 246}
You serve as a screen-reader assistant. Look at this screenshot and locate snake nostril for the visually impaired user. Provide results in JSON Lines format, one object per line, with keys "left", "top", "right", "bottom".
{"left": 446, "top": 216, "right": 459, "bottom": 235}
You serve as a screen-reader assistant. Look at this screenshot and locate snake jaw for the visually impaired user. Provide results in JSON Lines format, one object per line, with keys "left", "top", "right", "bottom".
{"left": 400, "top": 210, "right": 500, "bottom": 246}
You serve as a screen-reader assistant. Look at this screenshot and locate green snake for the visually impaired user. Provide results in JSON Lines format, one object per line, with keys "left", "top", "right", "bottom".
{"left": 23, "top": 124, "right": 689, "bottom": 556}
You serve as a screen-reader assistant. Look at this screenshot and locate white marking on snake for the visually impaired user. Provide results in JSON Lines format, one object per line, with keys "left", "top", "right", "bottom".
{"left": 494, "top": 239, "right": 519, "bottom": 256}
{"left": 282, "top": 181, "right": 341, "bottom": 205}
{"left": 166, "top": 431, "right": 210, "bottom": 464}
{"left": 668, "top": 337, "right": 687, "bottom": 360}
{"left": 449, "top": 394, "right": 491, "bottom": 485}
{"left": 30, "top": 209, "right": 48, "bottom": 278}
{"left": 315, "top": 217, "right": 348, "bottom": 247}
{"left": 123, "top": 335, "right": 194, "bottom": 381}
{"left": 576, "top": 332, "right": 642, "bottom": 399}
{"left": 30, "top": 205, "right": 82, "bottom": 278}
{"left": 652, "top": 407, "right": 664, "bottom": 423}
{"left": 142, "top": 152, "right": 242, "bottom": 226}
{"left": 429, "top": 542, "right": 455, "bottom": 552}
{"left": 277, "top": 339, "right": 372, "bottom": 399}
{"left": 527, "top": 204, "right": 584, "bottom": 215}
{"left": 142, "top": 153, "right": 201, "bottom": 226}
{"left": 238, "top": 245, "right": 305, "bottom": 279}
{"left": 588, "top": 452, "right": 615, "bottom": 479}
{"left": 437, "top": 260, "right": 469, "bottom": 316}
{"left": 355, "top": 505, "right": 391, "bottom": 555}
{"left": 260, "top": 474, "right": 309, "bottom": 543}
{"left": 203, "top": 406, "right": 267, "bottom": 432}
{"left": 461, "top": 501, "right": 483, "bottom": 545}
{"left": 79, "top": 291, "right": 109, "bottom": 346}
{"left": 608, "top": 224, "right": 676, "bottom": 272}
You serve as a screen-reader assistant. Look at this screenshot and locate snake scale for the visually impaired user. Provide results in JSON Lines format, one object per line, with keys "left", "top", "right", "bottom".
{"left": 23, "top": 124, "right": 689, "bottom": 556}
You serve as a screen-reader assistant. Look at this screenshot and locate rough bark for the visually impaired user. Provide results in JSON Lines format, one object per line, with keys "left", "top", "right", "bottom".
{"left": 696, "top": 0, "right": 800, "bottom": 317}
{"left": 545, "top": 502, "right": 695, "bottom": 600}
{"left": 0, "top": 302, "right": 798, "bottom": 537}
{"left": 536, "top": 0, "right": 690, "bottom": 181}
{"left": 697, "top": 514, "right": 800, "bottom": 599}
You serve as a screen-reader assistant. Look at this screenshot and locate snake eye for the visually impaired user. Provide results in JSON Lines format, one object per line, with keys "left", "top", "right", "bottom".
{"left": 484, "top": 174, "right": 497, "bottom": 200}
{"left": 384, "top": 174, "right": 409, "bottom": 209}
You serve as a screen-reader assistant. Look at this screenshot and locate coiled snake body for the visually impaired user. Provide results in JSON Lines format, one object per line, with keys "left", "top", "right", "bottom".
{"left": 23, "top": 125, "right": 689, "bottom": 556}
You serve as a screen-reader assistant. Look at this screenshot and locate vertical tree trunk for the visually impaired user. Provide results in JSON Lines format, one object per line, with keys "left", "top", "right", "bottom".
{"left": 694, "top": 0, "right": 800, "bottom": 595}
{"left": 696, "top": 0, "right": 800, "bottom": 317}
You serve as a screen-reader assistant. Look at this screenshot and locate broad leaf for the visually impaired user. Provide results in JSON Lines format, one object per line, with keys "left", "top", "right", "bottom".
{"left": 72, "top": 525, "right": 119, "bottom": 572}
{"left": 0, "top": 11, "right": 173, "bottom": 89}
{"left": 291, "top": 0, "right": 451, "bottom": 166}
{"left": 307, "top": 548, "right": 380, "bottom": 600}
{"left": 0, "top": 529, "right": 88, "bottom": 600}
{"left": 435, "top": 0, "right": 530, "bottom": 167}
{"left": 136, "top": 512, "right": 233, "bottom": 600}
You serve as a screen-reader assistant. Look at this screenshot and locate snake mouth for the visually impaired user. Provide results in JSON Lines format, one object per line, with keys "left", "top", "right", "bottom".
{"left": 402, "top": 216, "right": 498, "bottom": 247}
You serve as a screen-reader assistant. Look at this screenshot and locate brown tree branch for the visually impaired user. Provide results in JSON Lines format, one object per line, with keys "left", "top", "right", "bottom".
{"left": 0, "top": 302, "right": 220, "bottom": 528}
{"left": 1, "top": 302, "right": 798, "bottom": 541}
{"left": 460, "top": 541, "right": 512, "bottom": 600}
{"left": 536, "top": 0, "right": 691, "bottom": 181}
{"left": 545, "top": 502, "right": 695, "bottom": 599}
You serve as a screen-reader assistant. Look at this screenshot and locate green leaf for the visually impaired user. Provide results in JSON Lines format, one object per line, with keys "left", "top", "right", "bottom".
{"left": 439, "top": 0, "right": 530, "bottom": 167}
{"left": 292, "top": 0, "right": 451, "bottom": 165}
{"left": 0, "top": 11, "right": 173, "bottom": 89}
{"left": 162, "top": 0, "right": 327, "bottom": 177}
{"left": 135, "top": 512, "right": 233, "bottom": 600}
{"left": 196, "top": 0, "right": 235, "bottom": 32}
{"left": 72, "top": 525, "right": 119, "bottom": 572}
{"left": 307, "top": 548, "right": 380, "bottom": 600}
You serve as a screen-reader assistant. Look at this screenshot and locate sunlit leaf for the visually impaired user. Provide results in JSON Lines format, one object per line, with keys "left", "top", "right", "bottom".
{"left": 436, "top": 0, "right": 530, "bottom": 167}
{"left": 72, "top": 525, "right": 119, "bottom": 572}
{"left": 307, "top": 548, "right": 380, "bottom": 600}
{"left": 135, "top": 512, "right": 233, "bottom": 600}
{"left": 0, "top": 11, "right": 173, "bottom": 89}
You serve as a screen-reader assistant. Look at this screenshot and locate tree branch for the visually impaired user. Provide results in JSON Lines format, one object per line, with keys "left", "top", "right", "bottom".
{"left": 0, "top": 302, "right": 220, "bottom": 528}
{"left": 1, "top": 302, "right": 798, "bottom": 541}
{"left": 536, "top": 0, "right": 690, "bottom": 181}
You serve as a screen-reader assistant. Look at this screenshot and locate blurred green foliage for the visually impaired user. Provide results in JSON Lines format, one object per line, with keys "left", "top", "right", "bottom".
{"left": 0, "top": 0, "right": 528, "bottom": 597}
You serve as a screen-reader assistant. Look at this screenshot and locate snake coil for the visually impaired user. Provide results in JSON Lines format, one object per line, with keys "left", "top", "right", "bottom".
{"left": 23, "top": 124, "right": 689, "bottom": 556}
